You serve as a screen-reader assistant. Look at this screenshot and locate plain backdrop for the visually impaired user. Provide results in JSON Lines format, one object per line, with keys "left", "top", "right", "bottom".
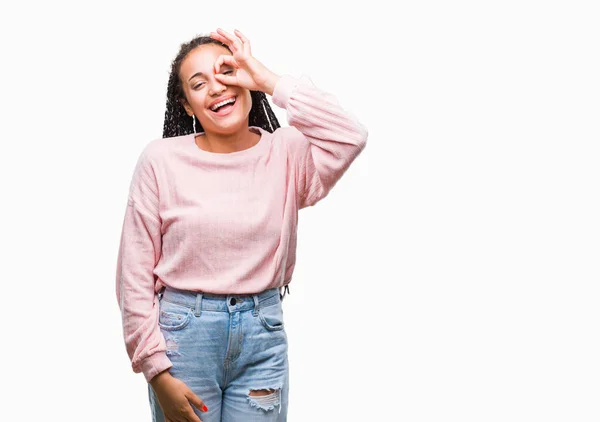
{"left": 1, "top": 0, "right": 599, "bottom": 421}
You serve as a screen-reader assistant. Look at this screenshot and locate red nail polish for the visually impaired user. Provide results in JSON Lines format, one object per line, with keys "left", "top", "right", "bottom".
{"left": 202, "top": 405, "right": 208, "bottom": 412}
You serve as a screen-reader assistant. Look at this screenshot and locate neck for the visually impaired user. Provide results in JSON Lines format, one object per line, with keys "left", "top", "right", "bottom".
{"left": 196, "top": 124, "right": 260, "bottom": 154}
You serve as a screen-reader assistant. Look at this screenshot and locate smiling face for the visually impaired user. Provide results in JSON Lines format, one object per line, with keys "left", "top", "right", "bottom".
{"left": 179, "top": 43, "right": 252, "bottom": 134}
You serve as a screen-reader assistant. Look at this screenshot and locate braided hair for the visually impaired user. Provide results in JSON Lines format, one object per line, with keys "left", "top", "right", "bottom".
{"left": 162, "top": 35, "right": 281, "bottom": 139}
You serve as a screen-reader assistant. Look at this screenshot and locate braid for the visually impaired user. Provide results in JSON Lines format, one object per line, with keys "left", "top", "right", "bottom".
{"left": 162, "top": 35, "right": 280, "bottom": 139}
{"left": 162, "top": 70, "right": 192, "bottom": 138}
{"left": 249, "top": 90, "right": 281, "bottom": 132}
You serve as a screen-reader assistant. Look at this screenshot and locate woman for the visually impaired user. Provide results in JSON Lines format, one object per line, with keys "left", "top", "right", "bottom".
{"left": 116, "top": 28, "right": 368, "bottom": 421}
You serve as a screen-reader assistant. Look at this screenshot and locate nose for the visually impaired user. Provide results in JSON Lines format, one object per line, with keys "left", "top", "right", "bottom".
{"left": 208, "top": 78, "right": 227, "bottom": 96}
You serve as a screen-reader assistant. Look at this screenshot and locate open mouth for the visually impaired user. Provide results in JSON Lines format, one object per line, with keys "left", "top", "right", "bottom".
{"left": 209, "top": 96, "right": 237, "bottom": 116}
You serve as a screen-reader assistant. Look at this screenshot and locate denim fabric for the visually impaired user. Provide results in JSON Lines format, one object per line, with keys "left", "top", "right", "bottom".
{"left": 148, "top": 286, "right": 289, "bottom": 421}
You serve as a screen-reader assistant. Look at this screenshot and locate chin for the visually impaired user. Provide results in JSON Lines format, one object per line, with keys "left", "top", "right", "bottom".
{"left": 208, "top": 112, "right": 252, "bottom": 134}
{"left": 205, "top": 117, "right": 249, "bottom": 134}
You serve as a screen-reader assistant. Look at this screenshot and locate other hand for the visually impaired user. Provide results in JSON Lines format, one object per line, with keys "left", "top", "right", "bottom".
{"left": 151, "top": 371, "right": 208, "bottom": 422}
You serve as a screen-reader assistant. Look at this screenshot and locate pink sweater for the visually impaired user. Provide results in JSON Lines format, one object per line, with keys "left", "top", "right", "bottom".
{"left": 116, "top": 74, "right": 368, "bottom": 382}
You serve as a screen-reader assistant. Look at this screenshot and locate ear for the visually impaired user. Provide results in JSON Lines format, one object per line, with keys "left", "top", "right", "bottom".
{"left": 179, "top": 98, "right": 193, "bottom": 116}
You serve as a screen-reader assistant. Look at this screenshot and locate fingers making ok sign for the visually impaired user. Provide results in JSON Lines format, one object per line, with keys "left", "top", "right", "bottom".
{"left": 209, "top": 28, "right": 280, "bottom": 96}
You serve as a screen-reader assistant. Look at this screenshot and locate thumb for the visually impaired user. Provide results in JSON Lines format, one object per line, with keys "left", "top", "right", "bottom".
{"left": 186, "top": 390, "right": 208, "bottom": 412}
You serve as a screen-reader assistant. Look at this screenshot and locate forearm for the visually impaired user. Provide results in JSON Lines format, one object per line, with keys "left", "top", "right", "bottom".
{"left": 261, "top": 71, "right": 281, "bottom": 97}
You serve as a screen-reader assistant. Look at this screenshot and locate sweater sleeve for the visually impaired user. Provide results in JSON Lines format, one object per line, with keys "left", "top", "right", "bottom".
{"left": 272, "top": 74, "right": 368, "bottom": 209}
{"left": 115, "top": 150, "right": 172, "bottom": 383}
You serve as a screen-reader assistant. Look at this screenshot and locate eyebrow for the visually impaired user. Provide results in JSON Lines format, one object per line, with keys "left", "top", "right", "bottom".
{"left": 189, "top": 72, "right": 204, "bottom": 82}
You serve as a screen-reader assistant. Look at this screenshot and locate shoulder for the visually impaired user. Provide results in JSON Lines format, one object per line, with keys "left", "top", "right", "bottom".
{"left": 145, "top": 133, "right": 187, "bottom": 157}
{"left": 271, "top": 125, "right": 309, "bottom": 158}
{"left": 136, "top": 133, "right": 189, "bottom": 166}
{"left": 127, "top": 135, "right": 186, "bottom": 189}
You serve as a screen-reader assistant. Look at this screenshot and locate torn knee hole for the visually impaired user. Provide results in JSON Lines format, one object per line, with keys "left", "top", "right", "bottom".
{"left": 247, "top": 387, "right": 282, "bottom": 412}
{"left": 249, "top": 388, "right": 277, "bottom": 397}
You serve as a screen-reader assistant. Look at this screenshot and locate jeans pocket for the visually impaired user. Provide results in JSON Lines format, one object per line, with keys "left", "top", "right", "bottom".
{"left": 158, "top": 299, "right": 193, "bottom": 331}
{"left": 258, "top": 301, "right": 285, "bottom": 331}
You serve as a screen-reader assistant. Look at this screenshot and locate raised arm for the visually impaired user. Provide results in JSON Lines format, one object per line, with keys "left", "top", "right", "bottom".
{"left": 272, "top": 75, "right": 368, "bottom": 209}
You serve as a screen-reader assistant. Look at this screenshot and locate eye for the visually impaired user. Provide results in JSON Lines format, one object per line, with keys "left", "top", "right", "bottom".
{"left": 193, "top": 82, "right": 204, "bottom": 90}
{"left": 224, "top": 70, "right": 233, "bottom": 75}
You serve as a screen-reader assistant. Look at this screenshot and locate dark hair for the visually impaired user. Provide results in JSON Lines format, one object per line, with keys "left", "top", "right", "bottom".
{"left": 162, "top": 35, "right": 281, "bottom": 139}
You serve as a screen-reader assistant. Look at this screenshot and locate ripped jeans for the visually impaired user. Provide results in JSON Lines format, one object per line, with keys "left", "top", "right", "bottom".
{"left": 148, "top": 285, "right": 289, "bottom": 421}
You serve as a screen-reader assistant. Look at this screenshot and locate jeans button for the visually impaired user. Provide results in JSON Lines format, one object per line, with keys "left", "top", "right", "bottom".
{"left": 230, "top": 298, "right": 236, "bottom": 306}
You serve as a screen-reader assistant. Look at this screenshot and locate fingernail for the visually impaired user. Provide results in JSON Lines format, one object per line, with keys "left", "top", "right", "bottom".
{"left": 202, "top": 405, "right": 208, "bottom": 412}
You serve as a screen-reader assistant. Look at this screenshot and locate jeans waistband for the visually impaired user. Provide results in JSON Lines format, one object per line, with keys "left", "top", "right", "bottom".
{"left": 160, "top": 286, "right": 282, "bottom": 315}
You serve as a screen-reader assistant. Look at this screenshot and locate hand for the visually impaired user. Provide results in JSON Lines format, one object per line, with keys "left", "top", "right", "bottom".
{"left": 150, "top": 371, "right": 208, "bottom": 422}
{"left": 209, "top": 28, "right": 281, "bottom": 96}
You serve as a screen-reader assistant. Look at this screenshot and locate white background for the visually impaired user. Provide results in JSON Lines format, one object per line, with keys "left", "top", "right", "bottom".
{"left": 1, "top": 0, "right": 599, "bottom": 421}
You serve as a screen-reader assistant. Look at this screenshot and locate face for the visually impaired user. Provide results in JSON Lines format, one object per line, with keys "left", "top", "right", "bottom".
{"left": 179, "top": 44, "right": 252, "bottom": 134}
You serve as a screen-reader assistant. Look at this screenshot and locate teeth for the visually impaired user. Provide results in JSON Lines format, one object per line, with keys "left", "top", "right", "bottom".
{"left": 210, "top": 97, "right": 236, "bottom": 111}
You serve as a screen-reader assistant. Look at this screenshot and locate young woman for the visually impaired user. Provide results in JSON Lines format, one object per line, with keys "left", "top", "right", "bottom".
{"left": 116, "top": 28, "right": 368, "bottom": 422}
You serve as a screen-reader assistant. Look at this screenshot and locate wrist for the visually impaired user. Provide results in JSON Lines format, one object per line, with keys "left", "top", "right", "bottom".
{"left": 261, "top": 72, "right": 281, "bottom": 96}
{"left": 149, "top": 369, "right": 172, "bottom": 386}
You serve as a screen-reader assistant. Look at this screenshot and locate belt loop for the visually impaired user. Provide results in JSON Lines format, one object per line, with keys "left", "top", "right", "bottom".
{"left": 252, "top": 294, "right": 260, "bottom": 316}
{"left": 195, "top": 292, "right": 203, "bottom": 317}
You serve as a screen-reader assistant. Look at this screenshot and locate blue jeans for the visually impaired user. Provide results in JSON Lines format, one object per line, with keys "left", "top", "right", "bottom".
{"left": 148, "top": 286, "right": 289, "bottom": 421}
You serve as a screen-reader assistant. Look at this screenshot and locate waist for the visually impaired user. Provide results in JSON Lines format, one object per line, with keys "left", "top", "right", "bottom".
{"left": 160, "top": 285, "right": 281, "bottom": 313}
